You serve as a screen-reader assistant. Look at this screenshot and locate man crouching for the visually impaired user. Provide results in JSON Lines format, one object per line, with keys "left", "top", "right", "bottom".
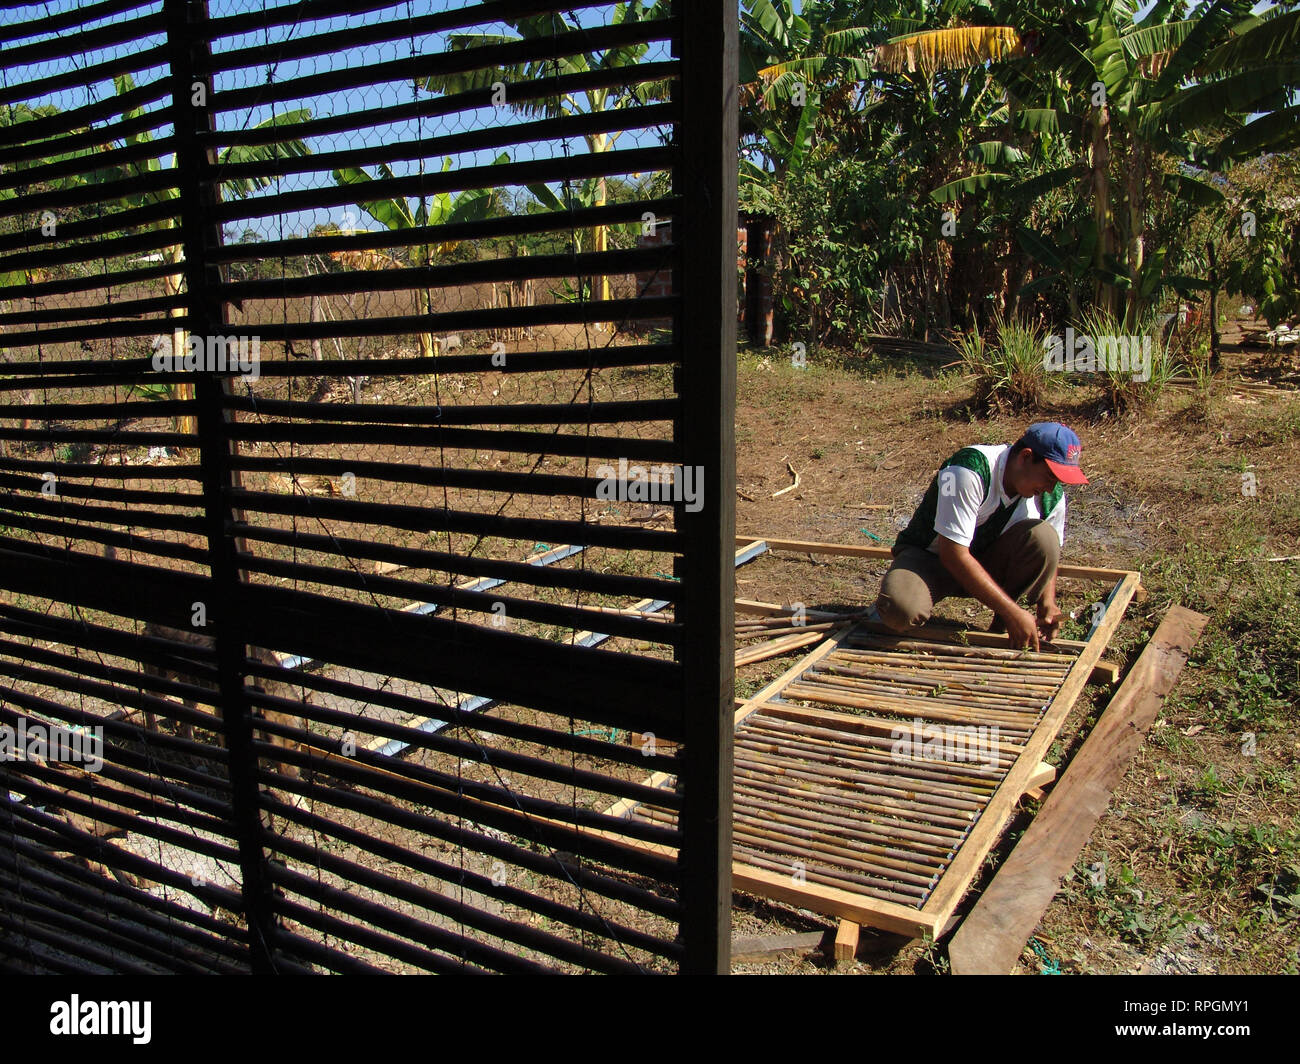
{"left": 873, "top": 422, "right": 1088, "bottom": 652}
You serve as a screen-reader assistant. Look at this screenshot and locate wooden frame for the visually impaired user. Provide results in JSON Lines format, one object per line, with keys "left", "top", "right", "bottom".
{"left": 600, "top": 535, "right": 1143, "bottom": 940}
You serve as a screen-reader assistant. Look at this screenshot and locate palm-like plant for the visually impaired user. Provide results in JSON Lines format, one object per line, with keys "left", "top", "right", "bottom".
{"left": 739, "top": 0, "right": 875, "bottom": 198}
{"left": 332, "top": 155, "right": 507, "bottom": 358}
{"left": 95, "top": 75, "right": 311, "bottom": 432}
{"left": 417, "top": 2, "right": 672, "bottom": 306}
{"left": 883, "top": 0, "right": 1300, "bottom": 326}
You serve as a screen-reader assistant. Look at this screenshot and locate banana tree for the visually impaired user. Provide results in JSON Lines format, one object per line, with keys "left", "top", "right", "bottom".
{"left": 94, "top": 74, "right": 311, "bottom": 432}
{"left": 332, "top": 155, "right": 507, "bottom": 357}
{"left": 0, "top": 102, "right": 73, "bottom": 289}
{"left": 417, "top": 2, "right": 672, "bottom": 306}
{"left": 740, "top": 0, "right": 877, "bottom": 195}
{"left": 885, "top": 0, "right": 1300, "bottom": 326}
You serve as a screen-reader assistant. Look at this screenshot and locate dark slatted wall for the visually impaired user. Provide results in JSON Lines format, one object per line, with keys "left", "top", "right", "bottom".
{"left": 0, "top": 0, "right": 736, "bottom": 974}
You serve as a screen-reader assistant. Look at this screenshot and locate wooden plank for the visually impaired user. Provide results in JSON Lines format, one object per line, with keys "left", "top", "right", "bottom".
{"left": 1020, "top": 761, "right": 1056, "bottom": 801}
{"left": 834, "top": 919, "right": 860, "bottom": 966}
{"left": 731, "top": 863, "right": 940, "bottom": 939}
{"left": 917, "top": 572, "right": 1140, "bottom": 927}
{"left": 1089, "top": 659, "right": 1121, "bottom": 686}
{"left": 948, "top": 605, "right": 1207, "bottom": 975}
{"left": 735, "top": 534, "right": 1147, "bottom": 598}
{"left": 731, "top": 930, "right": 826, "bottom": 964}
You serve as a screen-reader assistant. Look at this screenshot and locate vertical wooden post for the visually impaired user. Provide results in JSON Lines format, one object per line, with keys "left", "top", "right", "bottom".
{"left": 165, "top": 0, "right": 276, "bottom": 973}
{"left": 674, "top": 0, "right": 738, "bottom": 975}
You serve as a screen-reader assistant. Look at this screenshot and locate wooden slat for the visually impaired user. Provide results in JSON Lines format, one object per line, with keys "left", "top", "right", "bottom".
{"left": 949, "top": 606, "right": 1207, "bottom": 974}
{"left": 731, "top": 931, "right": 826, "bottom": 964}
{"left": 834, "top": 920, "right": 860, "bottom": 966}
{"left": 735, "top": 534, "right": 1148, "bottom": 598}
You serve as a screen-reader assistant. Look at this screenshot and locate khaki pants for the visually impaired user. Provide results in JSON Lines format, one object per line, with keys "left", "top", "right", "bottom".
{"left": 874, "top": 519, "right": 1059, "bottom": 632}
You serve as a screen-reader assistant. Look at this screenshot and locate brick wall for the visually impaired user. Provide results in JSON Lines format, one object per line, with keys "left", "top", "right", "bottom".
{"left": 631, "top": 219, "right": 751, "bottom": 332}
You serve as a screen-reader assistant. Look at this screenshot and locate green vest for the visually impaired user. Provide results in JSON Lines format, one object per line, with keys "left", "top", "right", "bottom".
{"left": 895, "top": 447, "right": 1064, "bottom": 553}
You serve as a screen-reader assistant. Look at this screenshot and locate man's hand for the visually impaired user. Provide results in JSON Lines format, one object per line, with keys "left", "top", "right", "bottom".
{"left": 1037, "top": 601, "right": 1063, "bottom": 642}
{"left": 1005, "top": 607, "right": 1040, "bottom": 652}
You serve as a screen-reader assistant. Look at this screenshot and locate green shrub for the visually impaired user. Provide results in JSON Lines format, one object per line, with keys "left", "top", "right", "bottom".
{"left": 956, "top": 312, "right": 1048, "bottom": 411}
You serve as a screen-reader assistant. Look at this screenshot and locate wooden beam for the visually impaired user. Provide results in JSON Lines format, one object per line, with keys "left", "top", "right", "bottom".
{"left": 1020, "top": 761, "right": 1056, "bottom": 802}
{"left": 834, "top": 919, "right": 860, "bottom": 967}
{"left": 1089, "top": 659, "right": 1121, "bottom": 686}
{"left": 732, "top": 863, "right": 939, "bottom": 939}
{"left": 948, "top": 605, "right": 1208, "bottom": 975}
{"left": 735, "top": 534, "right": 1147, "bottom": 599}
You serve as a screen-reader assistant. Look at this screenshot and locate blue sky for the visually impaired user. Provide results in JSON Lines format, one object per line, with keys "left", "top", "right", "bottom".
{"left": 4, "top": 1, "right": 1288, "bottom": 237}
{"left": 4, "top": 1, "right": 674, "bottom": 238}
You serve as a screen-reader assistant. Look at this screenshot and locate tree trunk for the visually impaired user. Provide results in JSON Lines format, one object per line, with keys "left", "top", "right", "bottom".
{"left": 1206, "top": 238, "right": 1221, "bottom": 372}
{"left": 1090, "top": 104, "right": 1116, "bottom": 319}
{"left": 163, "top": 250, "right": 197, "bottom": 440}
{"left": 1125, "top": 167, "right": 1144, "bottom": 331}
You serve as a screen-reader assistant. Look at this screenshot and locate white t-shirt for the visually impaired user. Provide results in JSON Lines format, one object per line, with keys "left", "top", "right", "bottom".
{"left": 931, "top": 444, "right": 1066, "bottom": 551}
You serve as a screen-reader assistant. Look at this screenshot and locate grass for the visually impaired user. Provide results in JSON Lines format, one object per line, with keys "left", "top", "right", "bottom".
{"left": 953, "top": 313, "right": 1049, "bottom": 412}
{"left": 1076, "top": 307, "right": 1181, "bottom": 414}
{"left": 1166, "top": 820, "right": 1300, "bottom": 924}
{"left": 1076, "top": 854, "right": 1198, "bottom": 949}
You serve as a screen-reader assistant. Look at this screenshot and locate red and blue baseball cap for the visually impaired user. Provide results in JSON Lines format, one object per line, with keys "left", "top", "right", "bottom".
{"left": 1022, "top": 422, "right": 1088, "bottom": 484}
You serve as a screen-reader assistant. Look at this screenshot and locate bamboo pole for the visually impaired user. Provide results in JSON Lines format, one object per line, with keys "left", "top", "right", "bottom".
{"left": 731, "top": 790, "right": 955, "bottom": 860}
{"left": 735, "top": 628, "right": 830, "bottom": 667}
{"left": 733, "top": 776, "right": 974, "bottom": 836}
{"left": 732, "top": 778, "right": 968, "bottom": 846}
{"left": 732, "top": 814, "right": 939, "bottom": 886}
{"left": 735, "top": 619, "right": 844, "bottom": 640}
{"left": 786, "top": 678, "right": 1045, "bottom": 721}
{"left": 733, "top": 847, "right": 929, "bottom": 905}
{"left": 735, "top": 748, "right": 997, "bottom": 815}
{"left": 754, "top": 701, "right": 1029, "bottom": 757}
{"left": 733, "top": 752, "right": 981, "bottom": 825}
{"left": 825, "top": 673, "right": 1063, "bottom": 701}
{"left": 745, "top": 711, "right": 1020, "bottom": 768}
{"left": 783, "top": 681, "right": 1041, "bottom": 730}
{"left": 630, "top": 796, "right": 949, "bottom": 893}
{"left": 734, "top": 749, "right": 986, "bottom": 817}
{"left": 737, "top": 723, "right": 1009, "bottom": 780}
{"left": 804, "top": 669, "right": 1052, "bottom": 710}
{"left": 826, "top": 656, "right": 1068, "bottom": 681}
{"left": 844, "top": 635, "right": 1077, "bottom": 665}
{"left": 735, "top": 733, "right": 1003, "bottom": 798}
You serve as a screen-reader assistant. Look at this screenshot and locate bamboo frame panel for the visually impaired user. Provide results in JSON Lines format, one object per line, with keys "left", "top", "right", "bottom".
{"left": 606, "top": 560, "right": 1140, "bottom": 939}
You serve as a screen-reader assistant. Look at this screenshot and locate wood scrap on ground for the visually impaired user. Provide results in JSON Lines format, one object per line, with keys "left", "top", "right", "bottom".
{"left": 730, "top": 930, "right": 828, "bottom": 964}
{"left": 771, "top": 460, "right": 801, "bottom": 498}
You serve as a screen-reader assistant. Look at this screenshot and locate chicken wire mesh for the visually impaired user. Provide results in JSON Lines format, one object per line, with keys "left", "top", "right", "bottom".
{"left": 0, "top": 0, "right": 736, "bottom": 974}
